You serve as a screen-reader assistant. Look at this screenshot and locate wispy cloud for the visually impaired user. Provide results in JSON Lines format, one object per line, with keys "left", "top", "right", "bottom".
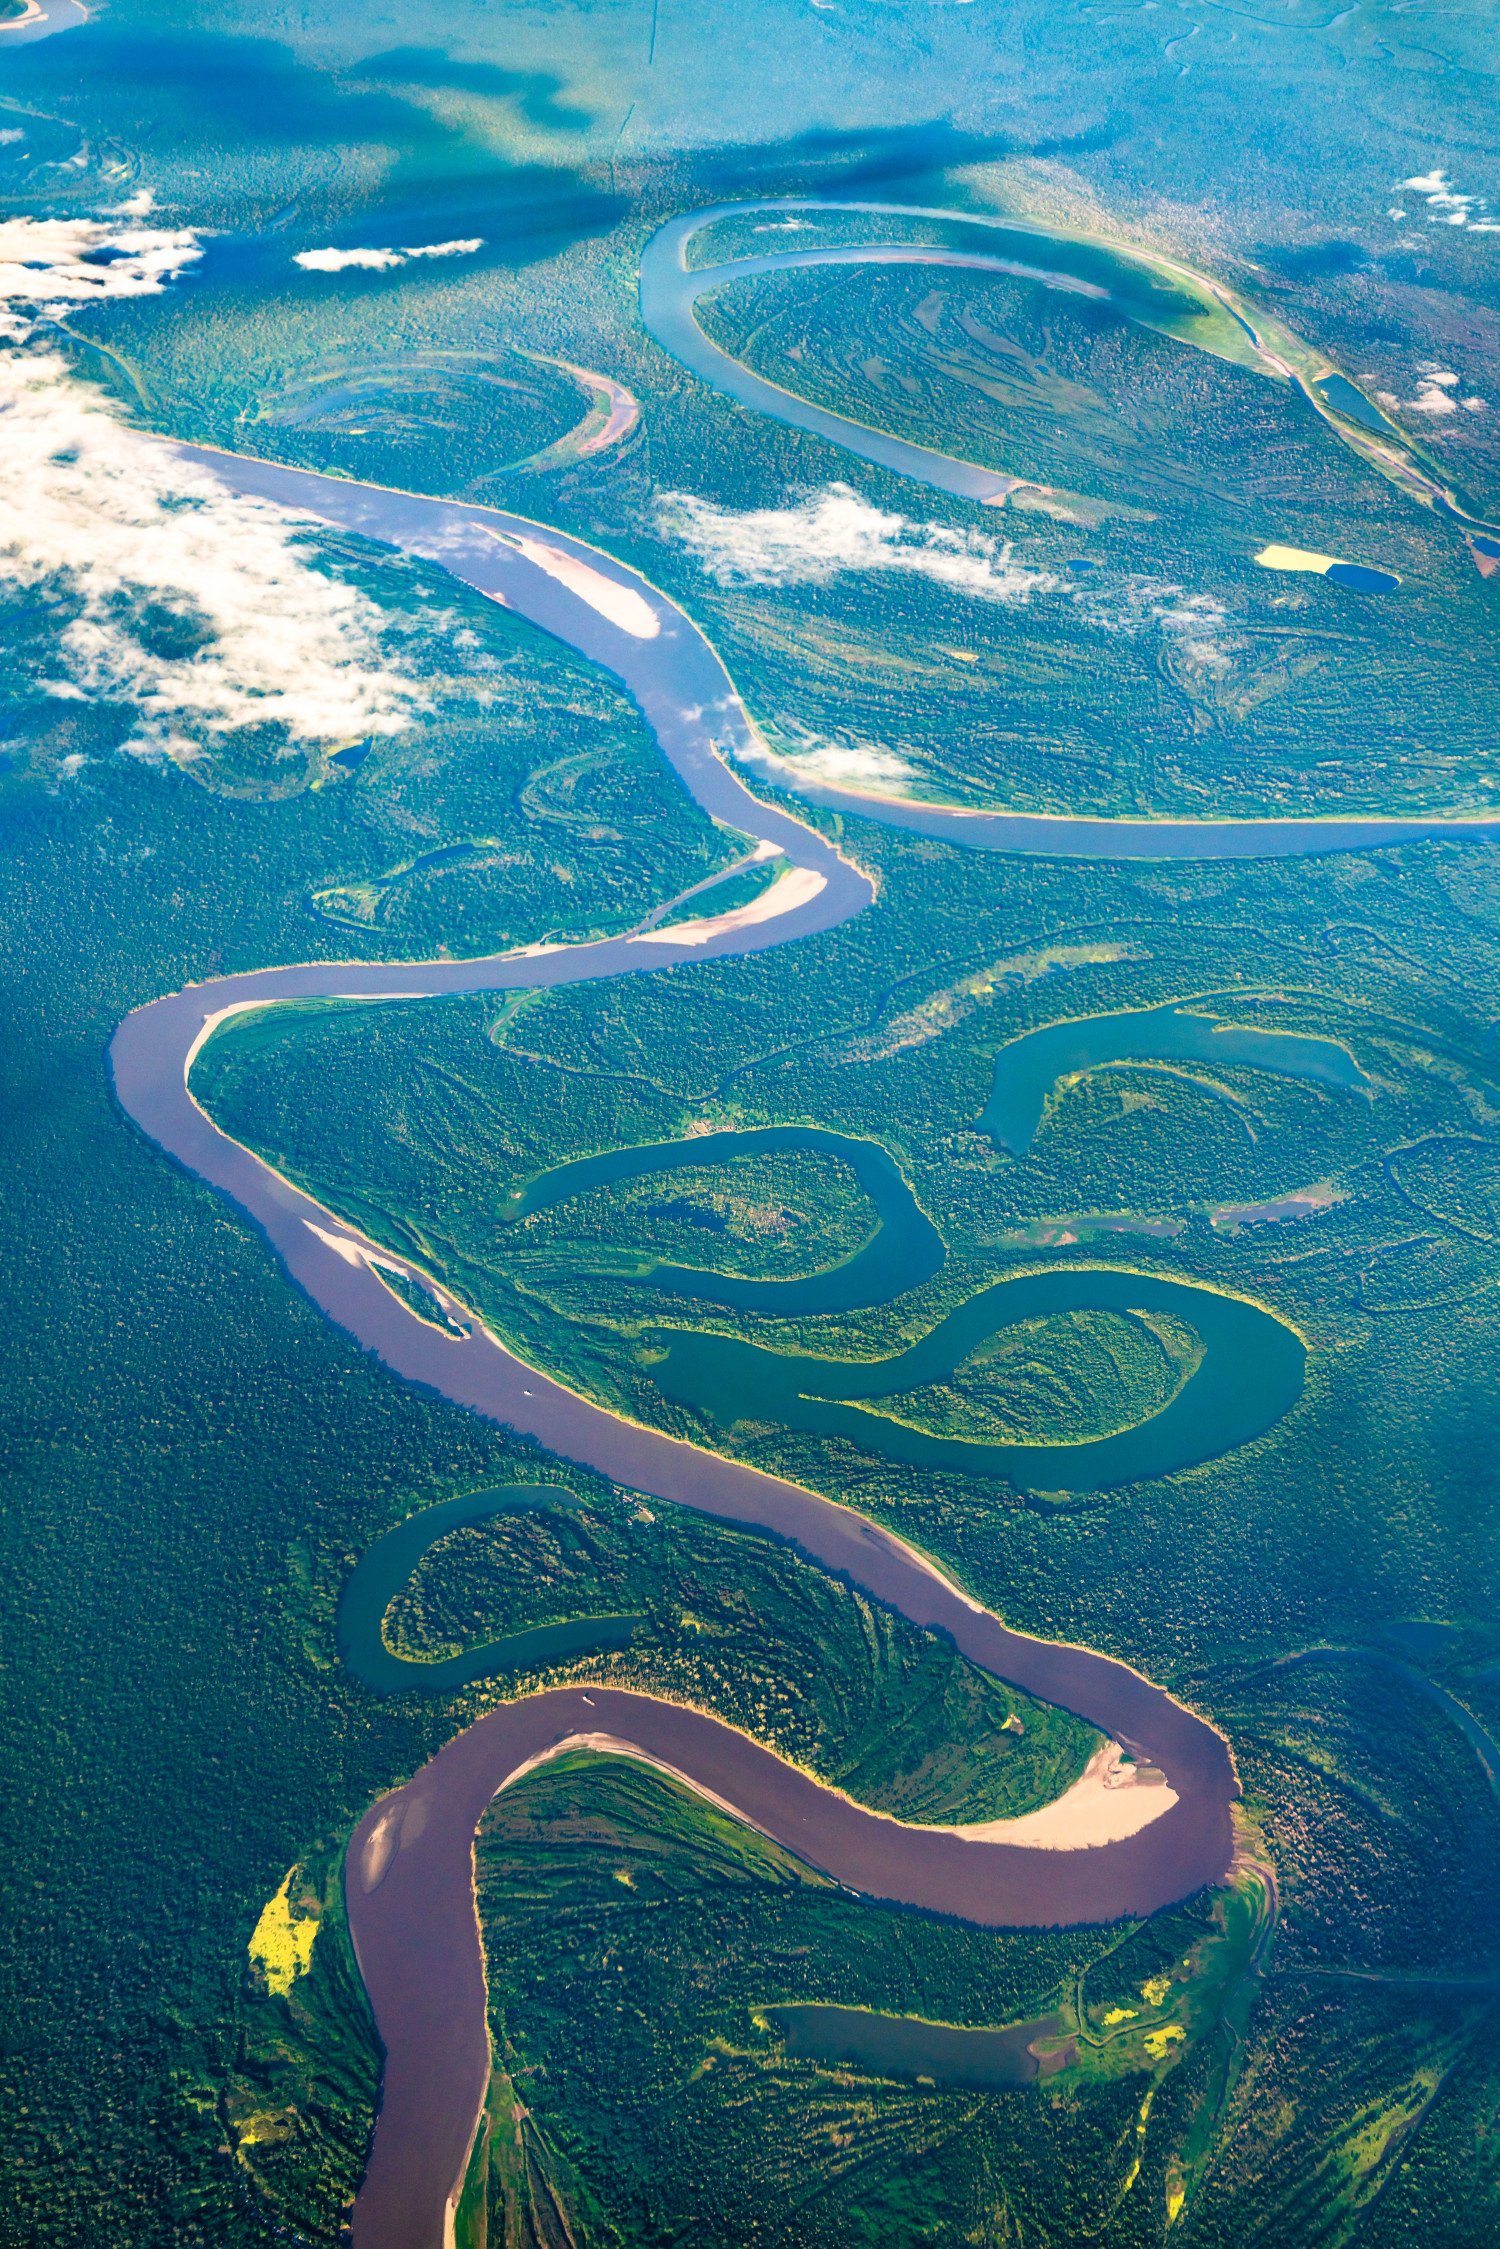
{"left": 0, "top": 210, "right": 204, "bottom": 329}
{"left": 655, "top": 482, "right": 1061, "bottom": 605}
{"left": 1376, "top": 363, "right": 1486, "bottom": 416}
{"left": 748, "top": 725, "right": 914, "bottom": 790}
{"left": 0, "top": 200, "right": 421, "bottom": 775}
{"left": 1397, "top": 169, "right": 1500, "bottom": 232}
{"left": 293, "top": 238, "right": 483, "bottom": 274}
{"left": 1072, "top": 573, "right": 1234, "bottom": 648}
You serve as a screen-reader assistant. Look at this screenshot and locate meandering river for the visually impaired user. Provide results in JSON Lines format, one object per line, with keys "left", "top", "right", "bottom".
{"left": 95, "top": 451, "right": 1250, "bottom": 2245}
{"left": 98, "top": 434, "right": 1500, "bottom": 2243}
{"left": 86, "top": 214, "right": 1500, "bottom": 2249}
{"left": 0, "top": 0, "right": 1487, "bottom": 2223}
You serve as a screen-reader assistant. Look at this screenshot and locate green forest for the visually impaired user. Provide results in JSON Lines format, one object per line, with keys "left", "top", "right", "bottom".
{"left": 5, "top": 0, "right": 1500, "bottom": 2241}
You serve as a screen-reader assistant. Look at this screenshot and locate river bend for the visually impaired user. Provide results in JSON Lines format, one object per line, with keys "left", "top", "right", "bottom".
{"left": 0, "top": 0, "right": 1481, "bottom": 2229}
{"left": 103, "top": 422, "right": 1492, "bottom": 2243}
{"left": 102, "top": 455, "right": 1262, "bottom": 2247}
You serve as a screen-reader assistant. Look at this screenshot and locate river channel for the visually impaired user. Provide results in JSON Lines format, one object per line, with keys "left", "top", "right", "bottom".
{"left": 103, "top": 452, "right": 1264, "bottom": 2248}
{"left": 91, "top": 266, "right": 1500, "bottom": 2249}
{"left": 1, "top": 0, "right": 1490, "bottom": 2230}
{"left": 99, "top": 439, "right": 1500, "bottom": 2246}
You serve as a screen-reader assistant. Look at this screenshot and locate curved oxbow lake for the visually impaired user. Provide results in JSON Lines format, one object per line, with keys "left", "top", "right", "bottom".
{"left": 501, "top": 1121, "right": 946, "bottom": 1314}
{"left": 106, "top": 390, "right": 1499, "bottom": 2244}
{"left": 654, "top": 1267, "right": 1306, "bottom": 1496}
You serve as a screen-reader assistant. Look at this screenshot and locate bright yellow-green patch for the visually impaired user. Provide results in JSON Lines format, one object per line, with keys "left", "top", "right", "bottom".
{"left": 1116, "top": 2084, "right": 1156, "bottom": 2198}
{"left": 237, "top": 2107, "right": 295, "bottom": 2150}
{"left": 1103, "top": 2006, "right": 1138, "bottom": 2025}
{"left": 249, "top": 1868, "right": 320, "bottom": 1997}
{"left": 1254, "top": 543, "right": 1340, "bottom": 575}
{"left": 1344, "top": 2072, "right": 1442, "bottom": 2177}
{"left": 1140, "top": 1974, "right": 1173, "bottom": 2006}
{"left": 1143, "top": 2023, "right": 1187, "bottom": 2060}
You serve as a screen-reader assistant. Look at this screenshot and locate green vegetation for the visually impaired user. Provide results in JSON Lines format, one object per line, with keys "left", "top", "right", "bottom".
{"left": 373, "top": 1489, "right": 1097, "bottom": 1823}
{"left": 452, "top": 1754, "right": 1268, "bottom": 2247}
{"left": 673, "top": 253, "right": 1496, "bottom": 825}
{"left": 878, "top": 1304, "right": 1199, "bottom": 1445}
{"left": 251, "top": 346, "right": 601, "bottom": 496}
{"left": 184, "top": 815, "right": 1500, "bottom": 2243}
{"left": 8, "top": 9, "right": 1500, "bottom": 2242}
{"left": 652, "top": 852, "right": 782, "bottom": 929}
{"left": 227, "top": 1832, "right": 378, "bottom": 2241}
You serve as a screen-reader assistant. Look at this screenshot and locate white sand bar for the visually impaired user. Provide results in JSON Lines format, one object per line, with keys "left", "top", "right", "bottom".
{"left": 497, "top": 531, "right": 661, "bottom": 638}
{"left": 952, "top": 1741, "right": 1178, "bottom": 1851}
{"left": 631, "top": 864, "right": 826, "bottom": 946}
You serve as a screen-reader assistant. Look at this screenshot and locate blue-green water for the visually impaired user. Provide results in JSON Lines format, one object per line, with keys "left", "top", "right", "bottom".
{"left": 653, "top": 1266, "right": 1305, "bottom": 1495}
{"left": 1315, "top": 372, "right": 1398, "bottom": 437}
{"left": 981, "top": 1004, "right": 1371, "bottom": 1154}
{"left": 502, "top": 1124, "right": 944, "bottom": 1315}
{"left": 337, "top": 1486, "right": 637, "bottom": 1696}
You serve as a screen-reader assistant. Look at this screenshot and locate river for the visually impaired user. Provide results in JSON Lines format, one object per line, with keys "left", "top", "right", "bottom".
{"left": 0, "top": 0, "right": 1486, "bottom": 2226}
{"left": 87, "top": 212, "right": 1500, "bottom": 2249}
{"left": 104, "top": 457, "right": 1254, "bottom": 2247}
{"left": 100, "top": 434, "right": 1500, "bottom": 2248}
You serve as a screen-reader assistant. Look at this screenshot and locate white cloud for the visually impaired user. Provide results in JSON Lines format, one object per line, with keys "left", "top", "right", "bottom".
{"left": 0, "top": 131, "right": 25, "bottom": 148}
{"left": 401, "top": 237, "right": 484, "bottom": 261}
{"left": 0, "top": 194, "right": 424, "bottom": 773}
{"left": 0, "top": 211, "right": 203, "bottom": 315}
{"left": 1070, "top": 573, "right": 1233, "bottom": 652}
{"left": 1154, "top": 591, "right": 1236, "bottom": 674}
{"left": 1414, "top": 366, "right": 1460, "bottom": 414}
{"left": 294, "top": 245, "right": 404, "bottom": 273}
{"left": 750, "top": 725, "right": 914, "bottom": 790}
{"left": 656, "top": 482, "right": 1060, "bottom": 606}
{"left": 1399, "top": 168, "right": 1500, "bottom": 232}
{"left": 1377, "top": 362, "right": 1487, "bottom": 417}
{"left": 0, "top": 349, "right": 422, "bottom": 767}
{"left": 293, "top": 237, "right": 483, "bottom": 274}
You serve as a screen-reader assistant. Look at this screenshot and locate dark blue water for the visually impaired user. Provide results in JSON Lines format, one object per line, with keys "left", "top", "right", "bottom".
{"left": 1325, "top": 562, "right": 1401, "bottom": 593}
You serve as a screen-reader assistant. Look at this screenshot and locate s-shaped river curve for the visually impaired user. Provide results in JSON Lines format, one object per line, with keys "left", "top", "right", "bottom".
{"left": 106, "top": 441, "right": 1499, "bottom": 2249}
{"left": 0, "top": 0, "right": 1484, "bottom": 2217}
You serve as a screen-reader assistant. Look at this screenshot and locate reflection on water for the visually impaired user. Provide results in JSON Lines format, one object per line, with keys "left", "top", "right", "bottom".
{"left": 982, "top": 1003, "right": 1371, "bottom": 1155}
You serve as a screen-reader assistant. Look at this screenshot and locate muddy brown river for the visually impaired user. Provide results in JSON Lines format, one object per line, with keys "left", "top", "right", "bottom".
{"left": 107, "top": 446, "right": 1467, "bottom": 2245}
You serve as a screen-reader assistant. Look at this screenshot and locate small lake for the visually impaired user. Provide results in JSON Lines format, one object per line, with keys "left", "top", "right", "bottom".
{"left": 769, "top": 2003, "right": 1064, "bottom": 2089}
{"left": 1325, "top": 561, "right": 1401, "bottom": 593}
{"left": 1315, "top": 372, "right": 1398, "bottom": 436}
{"left": 982, "top": 1002, "right": 1371, "bottom": 1154}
